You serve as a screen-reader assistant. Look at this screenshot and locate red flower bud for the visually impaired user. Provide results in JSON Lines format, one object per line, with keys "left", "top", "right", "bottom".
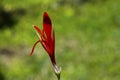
{"left": 30, "top": 12, "right": 61, "bottom": 80}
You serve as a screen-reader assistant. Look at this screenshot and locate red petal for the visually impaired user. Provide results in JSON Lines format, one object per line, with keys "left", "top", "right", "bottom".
{"left": 43, "top": 12, "right": 55, "bottom": 55}
{"left": 43, "top": 12, "right": 52, "bottom": 40}
{"left": 34, "top": 25, "right": 47, "bottom": 41}
{"left": 30, "top": 40, "right": 40, "bottom": 56}
{"left": 41, "top": 40, "right": 50, "bottom": 54}
{"left": 34, "top": 25, "right": 42, "bottom": 36}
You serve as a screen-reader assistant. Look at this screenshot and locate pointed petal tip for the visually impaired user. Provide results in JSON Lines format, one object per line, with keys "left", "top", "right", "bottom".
{"left": 33, "top": 25, "right": 35, "bottom": 27}
{"left": 43, "top": 11, "right": 52, "bottom": 27}
{"left": 44, "top": 12, "right": 49, "bottom": 17}
{"left": 29, "top": 48, "right": 34, "bottom": 56}
{"left": 30, "top": 50, "right": 33, "bottom": 56}
{"left": 33, "top": 25, "right": 41, "bottom": 32}
{"left": 30, "top": 52, "right": 33, "bottom": 56}
{"left": 33, "top": 25, "right": 38, "bottom": 29}
{"left": 44, "top": 11, "right": 47, "bottom": 14}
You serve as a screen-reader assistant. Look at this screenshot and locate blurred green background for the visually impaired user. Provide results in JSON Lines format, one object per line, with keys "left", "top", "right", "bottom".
{"left": 0, "top": 0, "right": 120, "bottom": 80}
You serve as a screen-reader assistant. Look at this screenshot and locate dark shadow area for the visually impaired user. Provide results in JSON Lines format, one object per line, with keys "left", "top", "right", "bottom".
{"left": 0, "top": 48, "right": 15, "bottom": 57}
{"left": 0, "top": 5, "right": 26, "bottom": 29}
{"left": 0, "top": 73, "right": 5, "bottom": 80}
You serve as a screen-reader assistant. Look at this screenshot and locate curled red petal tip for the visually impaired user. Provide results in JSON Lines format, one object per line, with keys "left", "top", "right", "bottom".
{"left": 34, "top": 25, "right": 43, "bottom": 35}
{"left": 30, "top": 40, "right": 40, "bottom": 56}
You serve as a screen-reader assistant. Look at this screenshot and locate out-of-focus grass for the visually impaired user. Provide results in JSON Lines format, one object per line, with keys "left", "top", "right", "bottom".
{"left": 0, "top": 0, "right": 120, "bottom": 80}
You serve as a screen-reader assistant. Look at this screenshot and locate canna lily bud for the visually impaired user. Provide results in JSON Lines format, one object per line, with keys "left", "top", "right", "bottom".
{"left": 30, "top": 12, "right": 61, "bottom": 80}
